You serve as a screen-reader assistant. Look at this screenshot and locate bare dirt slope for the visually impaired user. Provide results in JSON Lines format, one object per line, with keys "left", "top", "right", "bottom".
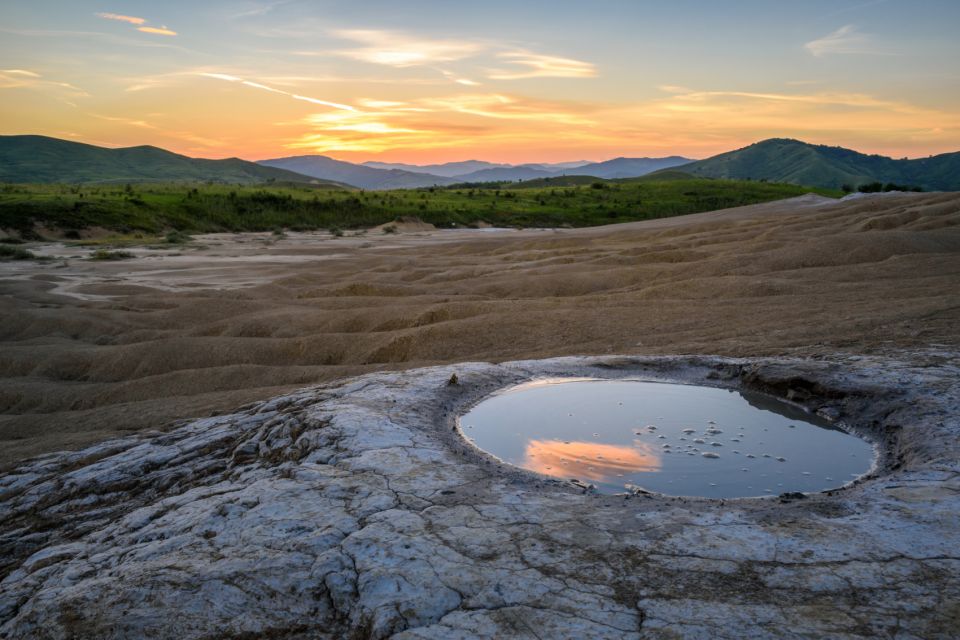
{"left": 1, "top": 192, "right": 958, "bottom": 466}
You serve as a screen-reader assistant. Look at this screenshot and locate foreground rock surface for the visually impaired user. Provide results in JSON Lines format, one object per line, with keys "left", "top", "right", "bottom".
{"left": 1, "top": 354, "right": 958, "bottom": 639}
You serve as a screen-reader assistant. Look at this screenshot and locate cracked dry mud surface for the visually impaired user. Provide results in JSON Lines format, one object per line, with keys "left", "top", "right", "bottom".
{"left": 1, "top": 354, "right": 958, "bottom": 639}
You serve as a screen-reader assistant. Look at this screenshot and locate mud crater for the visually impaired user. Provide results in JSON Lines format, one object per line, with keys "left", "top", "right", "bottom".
{"left": 444, "top": 357, "right": 894, "bottom": 503}
{"left": 456, "top": 378, "right": 876, "bottom": 498}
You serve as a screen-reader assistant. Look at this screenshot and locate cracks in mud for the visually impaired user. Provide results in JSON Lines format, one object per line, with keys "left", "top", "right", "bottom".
{"left": 0, "top": 355, "right": 957, "bottom": 639}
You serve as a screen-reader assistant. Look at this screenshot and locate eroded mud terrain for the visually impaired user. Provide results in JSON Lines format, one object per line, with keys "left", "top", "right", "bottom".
{"left": 2, "top": 192, "right": 959, "bottom": 465}
{"left": 2, "top": 354, "right": 958, "bottom": 639}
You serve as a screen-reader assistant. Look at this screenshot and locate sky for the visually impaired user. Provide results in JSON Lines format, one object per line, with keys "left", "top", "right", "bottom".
{"left": 1, "top": 0, "right": 959, "bottom": 163}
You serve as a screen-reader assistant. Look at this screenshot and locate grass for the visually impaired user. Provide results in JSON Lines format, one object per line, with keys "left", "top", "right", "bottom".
{"left": 0, "top": 179, "right": 842, "bottom": 236}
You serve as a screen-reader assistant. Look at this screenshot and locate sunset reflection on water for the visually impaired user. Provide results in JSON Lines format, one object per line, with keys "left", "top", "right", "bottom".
{"left": 523, "top": 439, "right": 662, "bottom": 482}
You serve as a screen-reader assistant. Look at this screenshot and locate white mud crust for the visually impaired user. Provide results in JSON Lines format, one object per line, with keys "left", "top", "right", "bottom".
{"left": 1, "top": 354, "right": 958, "bottom": 639}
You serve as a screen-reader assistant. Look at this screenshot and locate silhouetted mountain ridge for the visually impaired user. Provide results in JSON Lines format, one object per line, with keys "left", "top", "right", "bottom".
{"left": 0, "top": 135, "right": 341, "bottom": 186}
{"left": 3, "top": 136, "right": 958, "bottom": 191}
{"left": 677, "top": 138, "right": 960, "bottom": 190}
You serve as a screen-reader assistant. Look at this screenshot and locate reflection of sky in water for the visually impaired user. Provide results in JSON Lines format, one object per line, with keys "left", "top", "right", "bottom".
{"left": 460, "top": 379, "right": 874, "bottom": 498}
{"left": 523, "top": 440, "right": 661, "bottom": 481}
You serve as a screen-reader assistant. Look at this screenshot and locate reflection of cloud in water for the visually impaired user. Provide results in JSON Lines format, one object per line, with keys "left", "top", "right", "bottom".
{"left": 523, "top": 440, "right": 661, "bottom": 481}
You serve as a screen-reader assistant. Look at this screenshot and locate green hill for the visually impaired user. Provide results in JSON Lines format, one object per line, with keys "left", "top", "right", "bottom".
{"left": 0, "top": 135, "right": 346, "bottom": 187}
{"left": 679, "top": 138, "right": 960, "bottom": 191}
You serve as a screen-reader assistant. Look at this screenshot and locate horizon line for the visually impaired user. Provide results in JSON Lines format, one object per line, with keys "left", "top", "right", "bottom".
{"left": 3, "top": 132, "right": 958, "bottom": 165}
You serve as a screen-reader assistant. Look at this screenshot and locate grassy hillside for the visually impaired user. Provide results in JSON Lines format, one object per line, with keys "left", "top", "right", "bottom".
{"left": 0, "top": 135, "right": 343, "bottom": 186}
{"left": 617, "top": 170, "right": 698, "bottom": 183}
{"left": 0, "top": 179, "right": 840, "bottom": 236}
{"left": 680, "top": 138, "right": 960, "bottom": 191}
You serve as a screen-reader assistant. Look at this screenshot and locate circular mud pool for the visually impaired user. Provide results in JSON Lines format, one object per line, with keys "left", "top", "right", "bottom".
{"left": 459, "top": 378, "right": 874, "bottom": 498}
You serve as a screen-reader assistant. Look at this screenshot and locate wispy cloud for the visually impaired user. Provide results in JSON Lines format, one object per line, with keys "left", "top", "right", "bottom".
{"left": 90, "top": 113, "right": 157, "bottom": 129}
{"left": 332, "top": 29, "right": 482, "bottom": 67}
{"left": 655, "top": 89, "right": 935, "bottom": 114}
{"left": 228, "top": 1, "right": 294, "bottom": 19}
{"left": 96, "top": 12, "right": 177, "bottom": 37}
{"left": 440, "top": 70, "right": 481, "bottom": 86}
{"left": 1, "top": 69, "right": 41, "bottom": 78}
{"left": 95, "top": 13, "right": 145, "bottom": 25}
{"left": 488, "top": 51, "right": 596, "bottom": 80}
{"left": 198, "top": 72, "right": 356, "bottom": 111}
{"left": 0, "top": 69, "right": 88, "bottom": 97}
{"left": 137, "top": 26, "right": 178, "bottom": 37}
{"left": 804, "top": 25, "right": 880, "bottom": 57}
{"left": 0, "top": 27, "right": 188, "bottom": 50}
{"left": 423, "top": 93, "right": 593, "bottom": 124}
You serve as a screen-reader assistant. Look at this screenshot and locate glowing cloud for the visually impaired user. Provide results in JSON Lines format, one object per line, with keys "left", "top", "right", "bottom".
{"left": 489, "top": 51, "right": 596, "bottom": 79}
{"left": 91, "top": 114, "right": 156, "bottom": 129}
{"left": 95, "top": 13, "right": 146, "bottom": 25}
{"left": 97, "top": 12, "right": 176, "bottom": 37}
{"left": 440, "top": 70, "right": 481, "bottom": 86}
{"left": 333, "top": 29, "right": 482, "bottom": 67}
{"left": 137, "top": 26, "right": 178, "bottom": 37}
{"left": 291, "top": 94, "right": 356, "bottom": 111}
{"left": 2, "top": 69, "right": 41, "bottom": 77}
{"left": 804, "top": 25, "right": 878, "bottom": 57}
{"left": 199, "top": 72, "right": 243, "bottom": 82}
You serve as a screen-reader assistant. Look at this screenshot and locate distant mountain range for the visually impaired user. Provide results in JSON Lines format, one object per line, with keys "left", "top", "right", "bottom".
{"left": 258, "top": 155, "right": 461, "bottom": 190}
{"left": 677, "top": 138, "right": 960, "bottom": 191}
{"left": 360, "top": 159, "right": 592, "bottom": 177}
{"left": 0, "top": 135, "right": 346, "bottom": 187}
{"left": 260, "top": 154, "right": 693, "bottom": 189}
{"left": 361, "top": 160, "right": 511, "bottom": 177}
{"left": 2, "top": 135, "right": 958, "bottom": 191}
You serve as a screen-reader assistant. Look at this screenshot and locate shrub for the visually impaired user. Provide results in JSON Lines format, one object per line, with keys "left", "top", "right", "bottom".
{"left": 0, "top": 245, "right": 35, "bottom": 260}
{"left": 165, "top": 230, "right": 192, "bottom": 244}
{"left": 90, "top": 249, "right": 135, "bottom": 261}
{"left": 382, "top": 224, "right": 398, "bottom": 234}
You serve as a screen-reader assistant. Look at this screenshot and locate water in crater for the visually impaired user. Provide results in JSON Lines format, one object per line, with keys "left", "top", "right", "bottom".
{"left": 459, "top": 379, "right": 874, "bottom": 498}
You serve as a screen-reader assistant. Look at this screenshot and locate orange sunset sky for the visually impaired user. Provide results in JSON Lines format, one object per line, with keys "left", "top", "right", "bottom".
{"left": 2, "top": 0, "right": 959, "bottom": 163}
